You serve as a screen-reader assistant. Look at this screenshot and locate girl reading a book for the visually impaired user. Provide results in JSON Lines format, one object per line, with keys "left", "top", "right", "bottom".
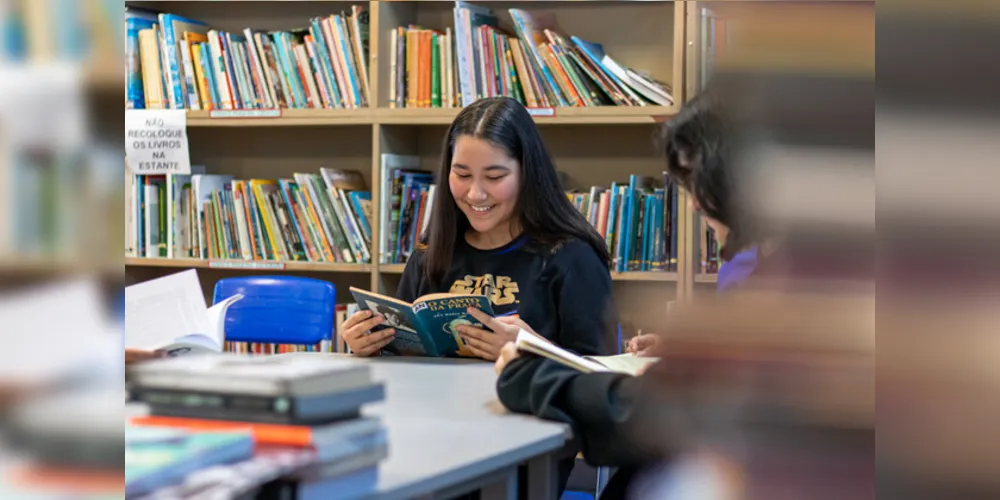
{"left": 341, "top": 96, "right": 618, "bottom": 363}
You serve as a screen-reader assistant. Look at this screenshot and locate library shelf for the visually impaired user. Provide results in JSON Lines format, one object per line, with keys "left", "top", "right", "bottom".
{"left": 86, "top": 60, "right": 123, "bottom": 90}
{"left": 373, "top": 105, "right": 678, "bottom": 126}
{"left": 379, "top": 264, "right": 406, "bottom": 274}
{"left": 611, "top": 271, "right": 679, "bottom": 283}
{"left": 379, "top": 264, "right": 676, "bottom": 283}
{"left": 185, "top": 108, "right": 373, "bottom": 127}
{"left": 0, "top": 254, "right": 121, "bottom": 275}
{"left": 695, "top": 274, "right": 720, "bottom": 284}
{"left": 124, "top": 257, "right": 372, "bottom": 273}
{"left": 181, "top": 105, "right": 678, "bottom": 127}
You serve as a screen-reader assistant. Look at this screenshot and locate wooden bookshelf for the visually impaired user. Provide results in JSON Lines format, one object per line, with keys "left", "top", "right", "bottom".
{"left": 125, "top": 257, "right": 372, "bottom": 274}
{"left": 125, "top": 0, "right": 692, "bottom": 334}
{"left": 378, "top": 264, "right": 676, "bottom": 283}
{"left": 182, "top": 106, "right": 678, "bottom": 127}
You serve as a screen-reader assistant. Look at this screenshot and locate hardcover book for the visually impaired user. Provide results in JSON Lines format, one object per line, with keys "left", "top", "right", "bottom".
{"left": 348, "top": 287, "right": 495, "bottom": 357}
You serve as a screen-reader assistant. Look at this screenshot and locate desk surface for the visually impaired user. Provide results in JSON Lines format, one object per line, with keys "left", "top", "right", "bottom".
{"left": 357, "top": 356, "right": 569, "bottom": 500}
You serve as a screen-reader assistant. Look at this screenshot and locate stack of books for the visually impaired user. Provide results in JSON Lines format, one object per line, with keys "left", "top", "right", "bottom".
{"left": 126, "top": 353, "right": 388, "bottom": 498}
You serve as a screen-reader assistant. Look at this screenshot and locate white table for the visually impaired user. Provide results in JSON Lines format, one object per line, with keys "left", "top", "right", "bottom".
{"left": 126, "top": 354, "right": 571, "bottom": 500}
{"left": 358, "top": 356, "right": 570, "bottom": 500}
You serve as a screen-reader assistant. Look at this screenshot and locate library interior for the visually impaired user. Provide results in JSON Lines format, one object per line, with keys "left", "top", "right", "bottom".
{"left": 8, "top": 1, "right": 990, "bottom": 499}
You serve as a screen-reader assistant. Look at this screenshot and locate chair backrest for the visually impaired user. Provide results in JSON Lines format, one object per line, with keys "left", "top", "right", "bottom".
{"left": 213, "top": 276, "right": 335, "bottom": 345}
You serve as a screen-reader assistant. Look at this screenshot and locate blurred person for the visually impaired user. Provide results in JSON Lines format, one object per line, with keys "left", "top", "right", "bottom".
{"left": 477, "top": 93, "right": 752, "bottom": 499}
{"left": 626, "top": 93, "right": 770, "bottom": 356}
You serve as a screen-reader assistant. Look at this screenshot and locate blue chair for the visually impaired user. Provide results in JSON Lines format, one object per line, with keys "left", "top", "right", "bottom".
{"left": 213, "top": 276, "right": 336, "bottom": 347}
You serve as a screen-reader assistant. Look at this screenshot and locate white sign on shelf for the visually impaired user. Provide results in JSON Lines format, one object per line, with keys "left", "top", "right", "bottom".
{"left": 125, "top": 110, "right": 191, "bottom": 175}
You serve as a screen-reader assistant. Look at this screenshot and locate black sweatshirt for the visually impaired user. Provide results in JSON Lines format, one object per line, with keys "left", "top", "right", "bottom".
{"left": 396, "top": 236, "right": 618, "bottom": 356}
{"left": 496, "top": 357, "right": 668, "bottom": 499}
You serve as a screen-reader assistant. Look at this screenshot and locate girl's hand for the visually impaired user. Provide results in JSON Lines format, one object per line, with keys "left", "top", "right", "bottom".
{"left": 125, "top": 348, "right": 165, "bottom": 366}
{"left": 494, "top": 342, "right": 520, "bottom": 375}
{"left": 458, "top": 308, "right": 522, "bottom": 361}
{"left": 626, "top": 333, "right": 660, "bottom": 357}
{"left": 341, "top": 310, "right": 395, "bottom": 357}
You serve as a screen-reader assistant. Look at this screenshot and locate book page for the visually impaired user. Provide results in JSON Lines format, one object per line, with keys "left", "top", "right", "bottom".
{"left": 158, "top": 334, "right": 222, "bottom": 357}
{"left": 125, "top": 269, "right": 211, "bottom": 350}
{"left": 585, "top": 354, "right": 659, "bottom": 376}
{"left": 515, "top": 330, "right": 610, "bottom": 373}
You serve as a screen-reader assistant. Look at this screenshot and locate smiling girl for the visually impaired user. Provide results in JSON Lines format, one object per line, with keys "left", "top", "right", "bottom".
{"left": 341, "top": 97, "right": 618, "bottom": 361}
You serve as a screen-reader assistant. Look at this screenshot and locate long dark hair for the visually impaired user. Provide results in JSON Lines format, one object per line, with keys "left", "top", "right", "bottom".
{"left": 661, "top": 92, "right": 758, "bottom": 261}
{"left": 422, "top": 97, "right": 610, "bottom": 286}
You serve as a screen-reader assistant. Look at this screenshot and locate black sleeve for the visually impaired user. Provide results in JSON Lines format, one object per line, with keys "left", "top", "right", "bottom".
{"left": 497, "top": 356, "right": 661, "bottom": 467}
{"left": 548, "top": 241, "right": 619, "bottom": 356}
{"left": 395, "top": 250, "right": 425, "bottom": 303}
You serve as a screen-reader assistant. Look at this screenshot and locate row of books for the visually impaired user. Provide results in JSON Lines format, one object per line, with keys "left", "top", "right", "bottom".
{"left": 389, "top": 2, "right": 673, "bottom": 108}
{"left": 567, "top": 174, "right": 680, "bottom": 273}
{"left": 126, "top": 5, "right": 370, "bottom": 110}
{"left": 125, "top": 154, "right": 683, "bottom": 273}
{"left": 125, "top": 167, "right": 373, "bottom": 264}
{"left": 224, "top": 303, "right": 360, "bottom": 355}
{"left": 389, "top": 5, "right": 673, "bottom": 109}
{"left": 377, "top": 162, "right": 681, "bottom": 273}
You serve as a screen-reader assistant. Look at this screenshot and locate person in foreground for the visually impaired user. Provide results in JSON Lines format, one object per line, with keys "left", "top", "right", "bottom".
{"left": 491, "top": 93, "right": 758, "bottom": 499}
{"left": 341, "top": 96, "right": 618, "bottom": 361}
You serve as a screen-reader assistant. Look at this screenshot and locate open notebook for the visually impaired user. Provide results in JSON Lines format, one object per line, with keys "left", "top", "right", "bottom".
{"left": 514, "top": 330, "right": 658, "bottom": 376}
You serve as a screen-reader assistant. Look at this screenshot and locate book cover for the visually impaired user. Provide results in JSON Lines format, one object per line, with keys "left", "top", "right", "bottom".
{"left": 349, "top": 287, "right": 495, "bottom": 358}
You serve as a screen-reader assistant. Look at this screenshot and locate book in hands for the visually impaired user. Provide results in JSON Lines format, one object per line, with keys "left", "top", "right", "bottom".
{"left": 348, "top": 287, "right": 495, "bottom": 358}
{"left": 514, "top": 330, "right": 658, "bottom": 376}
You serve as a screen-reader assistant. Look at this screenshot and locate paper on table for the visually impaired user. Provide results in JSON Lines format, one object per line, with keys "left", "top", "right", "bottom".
{"left": 124, "top": 269, "right": 211, "bottom": 350}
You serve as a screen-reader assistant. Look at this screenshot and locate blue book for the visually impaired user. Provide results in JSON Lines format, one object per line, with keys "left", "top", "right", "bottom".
{"left": 125, "top": 17, "right": 158, "bottom": 108}
{"left": 158, "top": 13, "right": 210, "bottom": 109}
{"left": 349, "top": 287, "right": 495, "bottom": 358}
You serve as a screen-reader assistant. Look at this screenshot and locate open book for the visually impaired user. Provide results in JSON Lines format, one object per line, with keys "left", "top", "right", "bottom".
{"left": 349, "top": 287, "right": 495, "bottom": 357}
{"left": 515, "top": 330, "right": 658, "bottom": 376}
{"left": 125, "top": 270, "right": 244, "bottom": 356}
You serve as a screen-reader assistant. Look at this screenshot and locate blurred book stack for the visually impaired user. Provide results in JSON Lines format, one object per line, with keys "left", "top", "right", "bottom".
{"left": 126, "top": 353, "right": 387, "bottom": 498}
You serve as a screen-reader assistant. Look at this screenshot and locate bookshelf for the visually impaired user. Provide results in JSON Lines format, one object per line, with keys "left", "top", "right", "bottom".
{"left": 125, "top": 0, "right": 693, "bottom": 334}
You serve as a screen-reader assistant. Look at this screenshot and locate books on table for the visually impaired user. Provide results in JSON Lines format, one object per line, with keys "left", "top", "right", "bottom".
{"left": 349, "top": 287, "right": 495, "bottom": 358}
{"left": 128, "top": 353, "right": 389, "bottom": 497}
{"left": 515, "top": 329, "right": 658, "bottom": 376}
{"left": 125, "top": 425, "right": 255, "bottom": 497}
